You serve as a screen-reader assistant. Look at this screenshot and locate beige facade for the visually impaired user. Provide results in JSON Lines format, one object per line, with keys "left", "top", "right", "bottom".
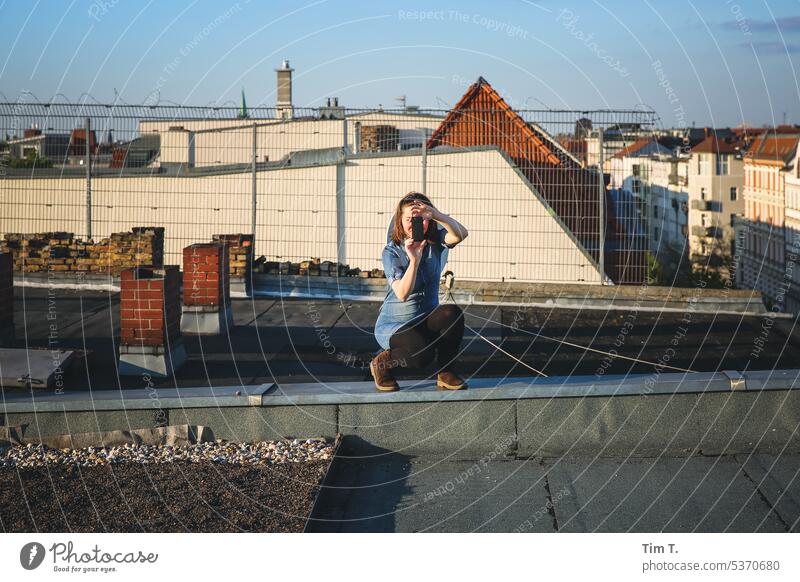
{"left": 740, "top": 159, "right": 789, "bottom": 302}
{"left": 686, "top": 151, "right": 744, "bottom": 277}
{"left": 783, "top": 148, "right": 800, "bottom": 313}
{"left": 1, "top": 148, "right": 602, "bottom": 284}
{"left": 606, "top": 148, "right": 689, "bottom": 279}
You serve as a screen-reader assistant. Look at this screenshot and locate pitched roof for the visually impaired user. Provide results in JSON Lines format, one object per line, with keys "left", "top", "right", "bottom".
{"left": 745, "top": 130, "right": 800, "bottom": 165}
{"left": 426, "top": 77, "right": 564, "bottom": 166}
{"left": 425, "top": 76, "right": 647, "bottom": 284}
{"left": 612, "top": 138, "right": 670, "bottom": 159}
{"left": 691, "top": 134, "right": 741, "bottom": 155}
{"left": 558, "top": 137, "right": 587, "bottom": 154}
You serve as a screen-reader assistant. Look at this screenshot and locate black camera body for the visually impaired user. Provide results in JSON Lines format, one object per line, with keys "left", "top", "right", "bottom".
{"left": 411, "top": 216, "right": 425, "bottom": 242}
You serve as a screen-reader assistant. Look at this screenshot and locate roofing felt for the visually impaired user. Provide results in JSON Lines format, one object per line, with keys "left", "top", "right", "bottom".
{"left": 7, "top": 287, "right": 798, "bottom": 394}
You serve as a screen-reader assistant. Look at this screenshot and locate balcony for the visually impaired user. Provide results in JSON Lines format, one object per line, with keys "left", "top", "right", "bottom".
{"left": 689, "top": 253, "right": 725, "bottom": 267}
{"left": 691, "top": 200, "right": 719, "bottom": 211}
{"left": 668, "top": 173, "right": 687, "bottom": 186}
{"left": 692, "top": 225, "right": 722, "bottom": 238}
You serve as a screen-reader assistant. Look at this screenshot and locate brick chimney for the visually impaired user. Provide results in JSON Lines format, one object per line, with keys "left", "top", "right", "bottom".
{"left": 181, "top": 243, "right": 232, "bottom": 334}
{"left": 118, "top": 265, "right": 186, "bottom": 377}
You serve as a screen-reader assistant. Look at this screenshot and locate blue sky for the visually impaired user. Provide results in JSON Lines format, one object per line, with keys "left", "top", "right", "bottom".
{"left": 0, "top": 0, "right": 797, "bottom": 127}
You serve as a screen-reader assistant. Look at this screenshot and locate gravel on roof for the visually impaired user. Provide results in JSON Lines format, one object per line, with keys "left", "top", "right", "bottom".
{"left": 0, "top": 439, "right": 335, "bottom": 533}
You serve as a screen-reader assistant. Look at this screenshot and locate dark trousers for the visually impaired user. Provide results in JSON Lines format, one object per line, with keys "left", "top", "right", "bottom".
{"left": 389, "top": 304, "right": 465, "bottom": 371}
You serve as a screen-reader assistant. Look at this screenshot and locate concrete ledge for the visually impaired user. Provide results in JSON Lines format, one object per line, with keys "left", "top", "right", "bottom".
{"left": 6, "top": 410, "right": 157, "bottom": 438}
{"left": 2, "top": 371, "right": 798, "bottom": 456}
{"left": 3, "top": 370, "right": 799, "bottom": 413}
{"left": 340, "top": 400, "right": 516, "bottom": 457}
{"left": 13, "top": 272, "right": 120, "bottom": 292}
{"left": 252, "top": 274, "right": 770, "bottom": 314}
{"left": 261, "top": 370, "right": 800, "bottom": 406}
{"left": 1, "top": 384, "right": 272, "bottom": 413}
{"left": 516, "top": 390, "right": 800, "bottom": 457}
{"left": 171, "top": 405, "right": 336, "bottom": 442}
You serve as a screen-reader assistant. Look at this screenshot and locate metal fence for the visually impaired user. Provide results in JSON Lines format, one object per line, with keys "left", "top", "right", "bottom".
{"left": 0, "top": 100, "right": 660, "bottom": 285}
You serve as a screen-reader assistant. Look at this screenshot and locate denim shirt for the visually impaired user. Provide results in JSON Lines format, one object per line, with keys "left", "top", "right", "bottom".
{"left": 374, "top": 222, "right": 451, "bottom": 350}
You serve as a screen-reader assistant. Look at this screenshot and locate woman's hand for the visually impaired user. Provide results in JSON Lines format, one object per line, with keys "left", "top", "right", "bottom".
{"left": 413, "top": 201, "right": 468, "bottom": 247}
{"left": 404, "top": 238, "right": 427, "bottom": 264}
{"left": 410, "top": 200, "right": 442, "bottom": 222}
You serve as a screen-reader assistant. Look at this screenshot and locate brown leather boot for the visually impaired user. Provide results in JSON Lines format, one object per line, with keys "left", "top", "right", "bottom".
{"left": 437, "top": 369, "right": 468, "bottom": 390}
{"left": 370, "top": 349, "right": 402, "bottom": 392}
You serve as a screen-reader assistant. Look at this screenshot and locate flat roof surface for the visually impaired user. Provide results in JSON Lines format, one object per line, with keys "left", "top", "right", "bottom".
{"left": 5, "top": 287, "right": 799, "bottom": 395}
{"left": 308, "top": 452, "right": 799, "bottom": 532}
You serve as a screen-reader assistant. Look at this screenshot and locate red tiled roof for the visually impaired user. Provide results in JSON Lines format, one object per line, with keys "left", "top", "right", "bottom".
{"left": 426, "top": 77, "right": 646, "bottom": 284}
{"left": 559, "top": 138, "right": 587, "bottom": 154}
{"left": 427, "top": 77, "right": 564, "bottom": 166}
{"left": 746, "top": 131, "right": 800, "bottom": 164}
{"left": 690, "top": 135, "right": 741, "bottom": 154}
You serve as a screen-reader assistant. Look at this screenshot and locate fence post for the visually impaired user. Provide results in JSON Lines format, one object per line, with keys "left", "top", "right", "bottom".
{"left": 336, "top": 118, "right": 348, "bottom": 265}
{"left": 251, "top": 123, "right": 257, "bottom": 240}
{"left": 85, "top": 117, "right": 92, "bottom": 240}
{"left": 597, "top": 128, "right": 605, "bottom": 284}
{"left": 421, "top": 128, "right": 428, "bottom": 195}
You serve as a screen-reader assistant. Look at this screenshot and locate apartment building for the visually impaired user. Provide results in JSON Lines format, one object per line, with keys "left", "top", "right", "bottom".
{"left": 739, "top": 128, "right": 800, "bottom": 308}
{"left": 687, "top": 134, "right": 746, "bottom": 280}
{"left": 783, "top": 145, "right": 800, "bottom": 313}
{"left": 606, "top": 138, "right": 689, "bottom": 279}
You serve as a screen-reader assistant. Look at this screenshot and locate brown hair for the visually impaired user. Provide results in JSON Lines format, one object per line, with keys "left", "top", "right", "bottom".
{"left": 390, "top": 191, "right": 434, "bottom": 245}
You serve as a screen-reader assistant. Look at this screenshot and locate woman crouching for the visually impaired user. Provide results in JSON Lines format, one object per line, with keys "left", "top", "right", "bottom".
{"left": 371, "top": 192, "right": 469, "bottom": 392}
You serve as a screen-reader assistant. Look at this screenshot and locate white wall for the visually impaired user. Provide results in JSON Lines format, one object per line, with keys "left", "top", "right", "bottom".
{"left": 149, "top": 113, "right": 444, "bottom": 167}
{"left": 1, "top": 149, "right": 602, "bottom": 284}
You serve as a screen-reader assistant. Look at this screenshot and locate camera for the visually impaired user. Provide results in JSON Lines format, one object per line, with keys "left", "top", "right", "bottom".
{"left": 412, "top": 216, "right": 425, "bottom": 242}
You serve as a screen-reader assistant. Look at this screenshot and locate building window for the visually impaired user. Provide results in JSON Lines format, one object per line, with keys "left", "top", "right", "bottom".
{"left": 730, "top": 186, "right": 737, "bottom": 201}
{"left": 631, "top": 164, "right": 644, "bottom": 195}
{"left": 730, "top": 213, "right": 736, "bottom": 227}
{"left": 701, "top": 187, "right": 707, "bottom": 200}
{"left": 716, "top": 154, "right": 729, "bottom": 175}
{"left": 653, "top": 205, "right": 659, "bottom": 218}
{"left": 698, "top": 154, "right": 710, "bottom": 175}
